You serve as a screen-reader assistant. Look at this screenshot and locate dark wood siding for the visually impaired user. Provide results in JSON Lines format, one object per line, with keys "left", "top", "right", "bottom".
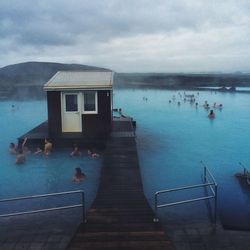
{"left": 82, "top": 90, "right": 112, "bottom": 137}
{"left": 47, "top": 91, "right": 62, "bottom": 137}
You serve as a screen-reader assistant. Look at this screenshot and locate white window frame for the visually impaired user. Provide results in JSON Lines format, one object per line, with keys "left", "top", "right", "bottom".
{"left": 82, "top": 91, "right": 98, "bottom": 114}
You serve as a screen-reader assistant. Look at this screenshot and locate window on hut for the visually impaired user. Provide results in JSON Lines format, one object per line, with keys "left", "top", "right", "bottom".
{"left": 66, "top": 94, "right": 78, "bottom": 111}
{"left": 83, "top": 91, "right": 97, "bottom": 113}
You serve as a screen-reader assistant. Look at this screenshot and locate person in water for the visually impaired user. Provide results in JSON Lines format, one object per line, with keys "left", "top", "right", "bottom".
{"left": 87, "top": 149, "right": 100, "bottom": 158}
{"left": 14, "top": 137, "right": 29, "bottom": 164}
{"left": 34, "top": 146, "right": 43, "bottom": 155}
{"left": 44, "top": 139, "right": 52, "bottom": 156}
{"left": 70, "top": 144, "right": 82, "bottom": 157}
{"left": 10, "top": 137, "right": 28, "bottom": 155}
{"left": 16, "top": 149, "right": 26, "bottom": 164}
{"left": 9, "top": 142, "right": 17, "bottom": 154}
{"left": 72, "top": 167, "right": 86, "bottom": 182}
{"left": 11, "top": 104, "right": 16, "bottom": 112}
{"left": 208, "top": 110, "right": 215, "bottom": 119}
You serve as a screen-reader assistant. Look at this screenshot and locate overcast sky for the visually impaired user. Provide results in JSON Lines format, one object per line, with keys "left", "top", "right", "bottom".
{"left": 0, "top": 0, "right": 249, "bottom": 72}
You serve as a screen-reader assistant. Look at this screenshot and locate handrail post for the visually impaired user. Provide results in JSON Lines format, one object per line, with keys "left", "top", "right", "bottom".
{"left": 214, "top": 184, "right": 218, "bottom": 225}
{"left": 81, "top": 191, "right": 86, "bottom": 223}
{"left": 153, "top": 193, "right": 159, "bottom": 222}
{"left": 204, "top": 166, "right": 207, "bottom": 183}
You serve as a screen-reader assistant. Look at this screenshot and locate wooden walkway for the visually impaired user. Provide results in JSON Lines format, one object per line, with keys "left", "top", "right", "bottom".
{"left": 67, "top": 120, "right": 172, "bottom": 250}
{"left": 18, "top": 121, "right": 107, "bottom": 149}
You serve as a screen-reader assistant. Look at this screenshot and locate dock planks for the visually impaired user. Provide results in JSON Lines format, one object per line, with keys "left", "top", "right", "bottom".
{"left": 67, "top": 119, "right": 172, "bottom": 250}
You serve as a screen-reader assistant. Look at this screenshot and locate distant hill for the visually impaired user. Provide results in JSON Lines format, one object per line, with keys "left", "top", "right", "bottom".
{"left": 0, "top": 61, "right": 110, "bottom": 99}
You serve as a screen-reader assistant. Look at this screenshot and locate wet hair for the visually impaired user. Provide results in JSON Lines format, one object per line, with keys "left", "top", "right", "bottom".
{"left": 75, "top": 167, "right": 82, "bottom": 174}
{"left": 75, "top": 167, "right": 85, "bottom": 178}
{"left": 210, "top": 110, "right": 214, "bottom": 114}
{"left": 10, "top": 142, "right": 15, "bottom": 148}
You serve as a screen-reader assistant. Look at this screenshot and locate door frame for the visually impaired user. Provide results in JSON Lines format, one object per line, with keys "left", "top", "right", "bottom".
{"left": 61, "top": 92, "right": 82, "bottom": 132}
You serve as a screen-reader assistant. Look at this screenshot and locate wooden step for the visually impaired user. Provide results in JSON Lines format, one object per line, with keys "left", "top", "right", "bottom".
{"left": 73, "top": 231, "right": 166, "bottom": 242}
{"left": 86, "top": 215, "right": 155, "bottom": 224}
{"left": 78, "top": 222, "right": 163, "bottom": 232}
{"left": 69, "top": 240, "right": 172, "bottom": 249}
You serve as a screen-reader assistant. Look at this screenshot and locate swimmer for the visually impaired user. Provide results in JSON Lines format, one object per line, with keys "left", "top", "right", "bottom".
{"left": 169, "top": 100, "right": 171, "bottom": 103}
{"left": 21, "top": 137, "right": 30, "bottom": 154}
{"left": 16, "top": 149, "right": 26, "bottom": 164}
{"left": 87, "top": 149, "right": 100, "bottom": 158}
{"left": 72, "top": 167, "right": 86, "bottom": 182}
{"left": 213, "top": 102, "right": 217, "bottom": 108}
{"left": 44, "top": 139, "right": 52, "bottom": 156}
{"left": 11, "top": 104, "right": 16, "bottom": 112}
{"left": 9, "top": 142, "right": 17, "bottom": 154}
{"left": 10, "top": 137, "right": 28, "bottom": 154}
{"left": 208, "top": 110, "right": 215, "bottom": 119}
{"left": 195, "top": 102, "right": 199, "bottom": 108}
{"left": 70, "top": 144, "right": 82, "bottom": 157}
{"left": 34, "top": 146, "right": 43, "bottom": 155}
{"left": 177, "top": 101, "right": 181, "bottom": 106}
{"left": 203, "top": 100, "right": 209, "bottom": 108}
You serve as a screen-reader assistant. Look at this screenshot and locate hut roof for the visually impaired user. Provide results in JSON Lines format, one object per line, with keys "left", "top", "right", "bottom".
{"left": 44, "top": 71, "right": 113, "bottom": 91}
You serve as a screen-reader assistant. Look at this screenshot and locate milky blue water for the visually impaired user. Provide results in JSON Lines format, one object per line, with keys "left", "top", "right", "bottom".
{"left": 0, "top": 101, "right": 102, "bottom": 215}
{"left": 114, "top": 89, "right": 250, "bottom": 229}
{"left": 1, "top": 90, "right": 250, "bottom": 229}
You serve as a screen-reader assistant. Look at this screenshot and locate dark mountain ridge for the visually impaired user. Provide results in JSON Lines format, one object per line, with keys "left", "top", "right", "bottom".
{"left": 0, "top": 61, "right": 109, "bottom": 86}
{"left": 0, "top": 62, "right": 110, "bottom": 99}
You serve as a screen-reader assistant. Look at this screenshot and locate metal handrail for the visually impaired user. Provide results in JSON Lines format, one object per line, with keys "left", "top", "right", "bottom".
{"left": 239, "top": 162, "right": 250, "bottom": 175}
{"left": 0, "top": 190, "right": 86, "bottom": 222}
{"left": 155, "top": 182, "right": 214, "bottom": 195}
{"left": 129, "top": 119, "right": 136, "bottom": 137}
{"left": 239, "top": 162, "right": 250, "bottom": 185}
{"left": 154, "top": 163, "right": 218, "bottom": 224}
{"left": 201, "top": 161, "right": 217, "bottom": 185}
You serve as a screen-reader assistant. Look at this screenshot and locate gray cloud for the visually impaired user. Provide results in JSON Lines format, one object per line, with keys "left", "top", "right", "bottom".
{"left": 0, "top": 0, "right": 250, "bottom": 72}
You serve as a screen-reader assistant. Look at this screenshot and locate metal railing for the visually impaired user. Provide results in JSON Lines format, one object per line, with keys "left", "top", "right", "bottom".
{"left": 239, "top": 162, "right": 250, "bottom": 185}
{"left": 0, "top": 190, "right": 86, "bottom": 222}
{"left": 239, "top": 162, "right": 250, "bottom": 175}
{"left": 154, "top": 161, "right": 218, "bottom": 224}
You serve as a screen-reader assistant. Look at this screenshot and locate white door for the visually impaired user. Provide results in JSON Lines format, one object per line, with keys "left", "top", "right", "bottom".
{"left": 61, "top": 93, "right": 82, "bottom": 132}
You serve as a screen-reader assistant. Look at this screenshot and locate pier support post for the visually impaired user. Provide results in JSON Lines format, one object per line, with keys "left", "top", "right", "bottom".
{"left": 153, "top": 192, "right": 159, "bottom": 223}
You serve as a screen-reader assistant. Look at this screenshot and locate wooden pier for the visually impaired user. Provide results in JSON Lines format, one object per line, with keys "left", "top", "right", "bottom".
{"left": 67, "top": 119, "right": 172, "bottom": 250}
{"left": 18, "top": 121, "right": 107, "bottom": 149}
